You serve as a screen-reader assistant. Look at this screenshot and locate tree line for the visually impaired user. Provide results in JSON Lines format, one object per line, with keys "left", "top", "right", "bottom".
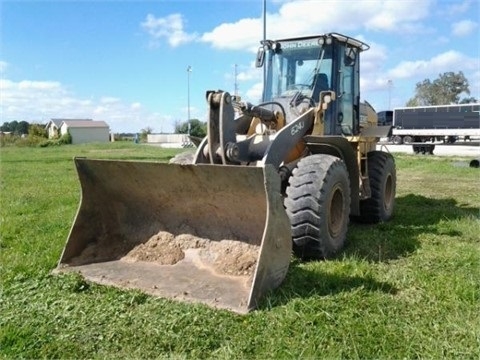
{"left": 1, "top": 120, "right": 31, "bottom": 135}
{"left": 1, "top": 121, "right": 47, "bottom": 137}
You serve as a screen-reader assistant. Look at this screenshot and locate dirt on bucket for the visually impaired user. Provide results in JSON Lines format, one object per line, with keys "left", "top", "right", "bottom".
{"left": 122, "top": 231, "right": 259, "bottom": 276}
{"left": 69, "top": 230, "right": 260, "bottom": 277}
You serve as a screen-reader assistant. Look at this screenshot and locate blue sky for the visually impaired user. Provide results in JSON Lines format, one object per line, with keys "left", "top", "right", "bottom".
{"left": 1, "top": 0, "right": 479, "bottom": 133}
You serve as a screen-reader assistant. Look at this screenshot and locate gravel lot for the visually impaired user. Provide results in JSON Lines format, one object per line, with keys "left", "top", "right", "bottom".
{"left": 377, "top": 141, "right": 480, "bottom": 157}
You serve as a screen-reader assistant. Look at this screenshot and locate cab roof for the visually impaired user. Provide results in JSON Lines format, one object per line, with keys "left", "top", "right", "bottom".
{"left": 263, "top": 33, "right": 370, "bottom": 52}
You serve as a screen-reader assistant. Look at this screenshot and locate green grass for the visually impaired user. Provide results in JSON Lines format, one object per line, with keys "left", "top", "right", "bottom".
{"left": 1, "top": 143, "right": 479, "bottom": 359}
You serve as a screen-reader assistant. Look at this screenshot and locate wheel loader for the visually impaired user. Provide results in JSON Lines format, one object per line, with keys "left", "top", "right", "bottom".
{"left": 56, "top": 33, "right": 396, "bottom": 314}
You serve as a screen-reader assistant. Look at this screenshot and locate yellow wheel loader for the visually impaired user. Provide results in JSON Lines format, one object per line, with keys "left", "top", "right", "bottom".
{"left": 56, "top": 33, "right": 395, "bottom": 314}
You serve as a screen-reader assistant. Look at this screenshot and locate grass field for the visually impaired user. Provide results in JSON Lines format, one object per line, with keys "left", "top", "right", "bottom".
{"left": 1, "top": 143, "right": 479, "bottom": 359}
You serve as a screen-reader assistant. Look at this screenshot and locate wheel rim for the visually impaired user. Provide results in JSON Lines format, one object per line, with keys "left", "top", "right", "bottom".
{"left": 383, "top": 174, "right": 394, "bottom": 213}
{"left": 328, "top": 184, "right": 345, "bottom": 238}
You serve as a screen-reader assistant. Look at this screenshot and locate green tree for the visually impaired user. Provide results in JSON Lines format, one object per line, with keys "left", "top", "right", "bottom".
{"left": 174, "top": 119, "right": 207, "bottom": 138}
{"left": 1, "top": 122, "right": 12, "bottom": 132}
{"left": 28, "top": 124, "right": 47, "bottom": 138}
{"left": 0, "top": 121, "right": 19, "bottom": 133}
{"left": 9, "top": 120, "right": 19, "bottom": 134}
{"left": 406, "top": 71, "right": 476, "bottom": 106}
{"left": 0, "top": 120, "right": 30, "bottom": 134}
{"left": 459, "top": 96, "right": 478, "bottom": 104}
{"left": 16, "top": 121, "right": 29, "bottom": 135}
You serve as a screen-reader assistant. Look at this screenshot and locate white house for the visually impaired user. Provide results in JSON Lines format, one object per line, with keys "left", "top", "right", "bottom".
{"left": 45, "top": 118, "right": 92, "bottom": 139}
{"left": 59, "top": 120, "right": 110, "bottom": 144}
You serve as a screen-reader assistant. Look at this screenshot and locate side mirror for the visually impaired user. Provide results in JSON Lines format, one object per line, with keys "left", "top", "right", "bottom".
{"left": 255, "top": 46, "right": 265, "bottom": 68}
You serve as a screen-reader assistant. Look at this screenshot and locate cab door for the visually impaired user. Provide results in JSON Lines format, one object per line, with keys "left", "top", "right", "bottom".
{"left": 332, "top": 42, "right": 360, "bottom": 136}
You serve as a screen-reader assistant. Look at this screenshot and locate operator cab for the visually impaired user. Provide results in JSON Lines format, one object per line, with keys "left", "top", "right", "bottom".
{"left": 256, "top": 33, "right": 369, "bottom": 136}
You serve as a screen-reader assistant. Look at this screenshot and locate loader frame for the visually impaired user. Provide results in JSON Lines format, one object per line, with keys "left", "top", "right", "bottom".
{"left": 55, "top": 33, "right": 396, "bottom": 313}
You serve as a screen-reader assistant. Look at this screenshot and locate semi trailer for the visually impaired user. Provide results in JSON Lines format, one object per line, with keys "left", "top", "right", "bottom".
{"left": 391, "top": 104, "right": 480, "bottom": 143}
{"left": 390, "top": 103, "right": 480, "bottom": 154}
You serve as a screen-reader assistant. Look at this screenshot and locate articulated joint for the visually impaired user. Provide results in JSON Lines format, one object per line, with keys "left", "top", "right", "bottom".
{"left": 225, "top": 142, "right": 240, "bottom": 163}
{"left": 207, "top": 90, "right": 232, "bottom": 108}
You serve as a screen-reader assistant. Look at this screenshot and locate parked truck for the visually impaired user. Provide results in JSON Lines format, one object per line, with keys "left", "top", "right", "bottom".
{"left": 376, "top": 110, "right": 393, "bottom": 127}
{"left": 390, "top": 103, "right": 480, "bottom": 154}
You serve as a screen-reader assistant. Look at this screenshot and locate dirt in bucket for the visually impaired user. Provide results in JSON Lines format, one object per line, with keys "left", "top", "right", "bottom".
{"left": 121, "top": 231, "right": 259, "bottom": 276}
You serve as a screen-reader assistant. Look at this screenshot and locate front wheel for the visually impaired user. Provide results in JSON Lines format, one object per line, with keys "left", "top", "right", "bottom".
{"left": 285, "top": 154, "right": 351, "bottom": 260}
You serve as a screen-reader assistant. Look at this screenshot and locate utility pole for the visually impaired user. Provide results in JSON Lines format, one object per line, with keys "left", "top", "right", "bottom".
{"left": 262, "top": 0, "right": 266, "bottom": 99}
{"left": 187, "top": 65, "right": 192, "bottom": 134}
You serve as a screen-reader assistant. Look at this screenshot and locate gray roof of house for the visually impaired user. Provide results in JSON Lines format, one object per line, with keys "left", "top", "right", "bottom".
{"left": 61, "top": 120, "right": 109, "bottom": 128}
{"left": 47, "top": 118, "right": 93, "bottom": 128}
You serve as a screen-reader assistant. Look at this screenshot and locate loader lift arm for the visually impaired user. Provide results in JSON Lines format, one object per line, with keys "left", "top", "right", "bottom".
{"left": 194, "top": 90, "right": 316, "bottom": 169}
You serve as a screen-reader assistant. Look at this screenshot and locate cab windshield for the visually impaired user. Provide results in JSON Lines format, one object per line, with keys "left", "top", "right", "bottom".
{"left": 264, "top": 39, "right": 333, "bottom": 102}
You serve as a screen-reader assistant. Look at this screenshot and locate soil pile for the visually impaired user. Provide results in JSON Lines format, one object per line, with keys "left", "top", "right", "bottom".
{"left": 122, "top": 231, "right": 259, "bottom": 276}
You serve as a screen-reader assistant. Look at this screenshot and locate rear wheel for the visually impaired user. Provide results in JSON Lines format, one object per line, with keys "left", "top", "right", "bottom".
{"left": 285, "top": 154, "right": 350, "bottom": 260}
{"left": 358, "top": 151, "right": 396, "bottom": 223}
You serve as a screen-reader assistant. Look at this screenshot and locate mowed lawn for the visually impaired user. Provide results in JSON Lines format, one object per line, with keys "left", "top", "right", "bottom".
{"left": 1, "top": 143, "right": 479, "bottom": 359}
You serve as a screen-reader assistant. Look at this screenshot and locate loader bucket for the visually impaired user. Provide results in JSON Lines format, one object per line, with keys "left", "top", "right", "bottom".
{"left": 56, "top": 158, "right": 292, "bottom": 314}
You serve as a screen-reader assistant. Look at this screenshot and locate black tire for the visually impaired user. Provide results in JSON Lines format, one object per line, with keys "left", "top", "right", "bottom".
{"left": 285, "top": 154, "right": 351, "bottom": 260}
{"left": 447, "top": 136, "right": 457, "bottom": 144}
{"left": 358, "top": 151, "right": 396, "bottom": 223}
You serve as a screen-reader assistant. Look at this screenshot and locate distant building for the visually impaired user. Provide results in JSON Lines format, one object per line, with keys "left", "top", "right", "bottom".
{"left": 45, "top": 118, "right": 92, "bottom": 139}
{"left": 147, "top": 133, "right": 192, "bottom": 148}
{"left": 59, "top": 120, "right": 110, "bottom": 145}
